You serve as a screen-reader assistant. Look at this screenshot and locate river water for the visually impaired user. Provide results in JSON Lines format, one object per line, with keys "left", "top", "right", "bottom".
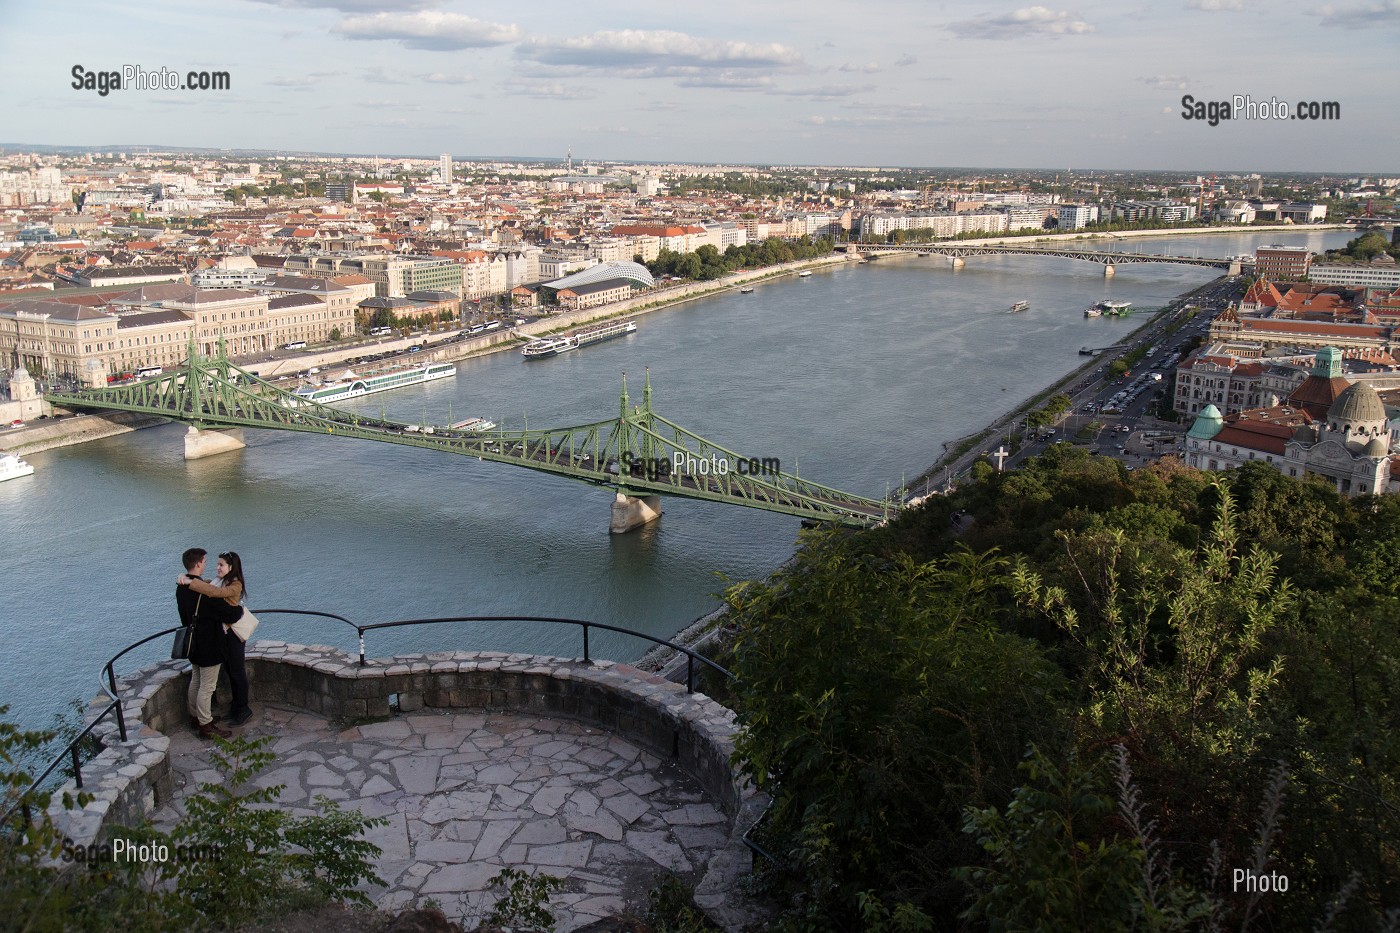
{"left": 0, "top": 229, "right": 1352, "bottom": 728}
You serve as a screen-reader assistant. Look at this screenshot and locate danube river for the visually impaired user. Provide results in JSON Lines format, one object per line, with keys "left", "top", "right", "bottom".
{"left": 0, "top": 228, "right": 1352, "bottom": 727}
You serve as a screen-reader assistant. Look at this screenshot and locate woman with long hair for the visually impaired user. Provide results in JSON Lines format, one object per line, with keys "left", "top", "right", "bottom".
{"left": 179, "top": 551, "right": 254, "bottom": 729}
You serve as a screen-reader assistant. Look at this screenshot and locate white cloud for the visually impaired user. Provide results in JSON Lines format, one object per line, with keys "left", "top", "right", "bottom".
{"left": 1138, "top": 74, "right": 1189, "bottom": 90}
{"left": 946, "top": 6, "right": 1095, "bottom": 39}
{"left": 518, "top": 29, "right": 804, "bottom": 75}
{"left": 251, "top": 0, "right": 441, "bottom": 10}
{"left": 419, "top": 72, "right": 475, "bottom": 85}
{"left": 772, "top": 84, "right": 877, "bottom": 100}
{"left": 501, "top": 79, "right": 597, "bottom": 100}
{"left": 839, "top": 62, "right": 882, "bottom": 74}
{"left": 894, "top": 54, "right": 919, "bottom": 67}
{"left": 674, "top": 73, "right": 776, "bottom": 90}
{"left": 1316, "top": 0, "right": 1400, "bottom": 28}
{"left": 1185, "top": 0, "right": 1248, "bottom": 10}
{"left": 334, "top": 11, "right": 521, "bottom": 51}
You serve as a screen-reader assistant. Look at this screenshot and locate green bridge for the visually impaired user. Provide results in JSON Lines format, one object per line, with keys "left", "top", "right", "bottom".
{"left": 45, "top": 348, "right": 899, "bottom": 532}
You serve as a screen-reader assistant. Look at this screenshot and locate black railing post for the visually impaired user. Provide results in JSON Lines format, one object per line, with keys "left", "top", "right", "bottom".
{"left": 108, "top": 664, "right": 128, "bottom": 742}
{"left": 582, "top": 624, "right": 590, "bottom": 663}
{"left": 71, "top": 747, "right": 83, "bottom": 789}
{"left": 686, "top": 654, "right": 694, "bottom": 694}
{"left": 358, "top": 629, "right": 366, "bottom": 667}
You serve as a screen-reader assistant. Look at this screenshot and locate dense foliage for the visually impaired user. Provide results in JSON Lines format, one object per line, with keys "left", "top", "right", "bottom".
{"left": 0, "top": 728, "right": 386, "bottom": 931}
{"left": 643, "top": 236, "right": 833, "bottom": 281}
{"left": 1323, "top": 231, "right": 1400, "bottom": 264}
{"left": 726, "top": 449, "right": 1400, "bottom": 930}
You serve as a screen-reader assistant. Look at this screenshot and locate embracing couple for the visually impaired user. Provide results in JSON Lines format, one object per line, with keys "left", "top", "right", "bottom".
{"left": 177, "top": 547, "right": 257, "bottom": 740}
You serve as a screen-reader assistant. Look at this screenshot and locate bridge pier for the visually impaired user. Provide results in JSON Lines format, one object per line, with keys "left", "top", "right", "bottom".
{"left": 1228, "top": 260, "right": 1242, "bottom": 276}
{"left": 610, "top": 492, "right": 663, "bottom": 534}
{"left": 1103, "top": 263, "right": 1115, "bottom": 277}
{"left": 183, "top": 426, "right": 246, "bottom": 460}
{"left": 949, "top": 256, "right": 965, "bottom": 269}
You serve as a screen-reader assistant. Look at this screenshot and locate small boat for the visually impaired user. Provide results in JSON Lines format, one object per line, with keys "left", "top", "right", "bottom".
{"left": 1079, "top": 347, "right": 1096, "bottom": 356}
{"left": 740, "top": 286, "right": 755, "bottom": 294}
{"left": 1010, "top": 300, "right": 1030, "bottom": 313}
{"left": 797, "top": 270, "right": 813, "bottom": 278}
{"left": 0, "top": 452, "right": 35, "bottom": 482}
{"left": 1084, "top": 307, "right": 1103, "bottom": 317}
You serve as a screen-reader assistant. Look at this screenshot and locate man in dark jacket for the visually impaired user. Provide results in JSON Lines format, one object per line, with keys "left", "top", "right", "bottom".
{"left": 178, "top": 548, "right": 240, "bottom": 739}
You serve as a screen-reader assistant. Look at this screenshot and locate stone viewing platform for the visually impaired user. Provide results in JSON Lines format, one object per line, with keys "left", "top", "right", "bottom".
{"left": 52, "top": 642, "right": 770, "bottom": 931}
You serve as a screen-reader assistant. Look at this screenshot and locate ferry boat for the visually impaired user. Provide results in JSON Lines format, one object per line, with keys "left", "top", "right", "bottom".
{"left": 450, "top": 417, "right": 497, "bottom": 433}
{"left": 1009, "top": 300, "right": 1030, "bottom": 313}
{"left": 293, "top": 361, "right": 456, "bottom": 405}
{"left": 797, "top": 270, "right": 813, "bottom": 277}
{"left": 522, "top": 320, "right": 637, "bottom": 359}
{"left": 0, "top": 452, "right": 35, "bottom": 482}
{"left": 1084, "top": 300, "right": 1133, "bottom": 318}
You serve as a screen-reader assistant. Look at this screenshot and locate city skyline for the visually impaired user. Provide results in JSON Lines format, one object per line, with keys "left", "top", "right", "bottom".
{"left": 1, "top": 0, "right": 1398, "bottom": 172}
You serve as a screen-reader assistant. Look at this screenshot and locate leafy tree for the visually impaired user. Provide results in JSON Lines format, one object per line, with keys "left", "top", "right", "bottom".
{"left": 728, "top": 536, "right": 1067, "bottom": 924}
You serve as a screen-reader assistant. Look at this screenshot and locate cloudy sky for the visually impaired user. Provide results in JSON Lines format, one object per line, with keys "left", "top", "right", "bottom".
{"left": 2, "top": 0, "right": 1396, "bottom": 171}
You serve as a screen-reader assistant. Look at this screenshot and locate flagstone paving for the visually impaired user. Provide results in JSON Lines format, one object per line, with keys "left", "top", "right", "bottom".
{"left": 151, "top": 705, "right": 734, "bottom": 930}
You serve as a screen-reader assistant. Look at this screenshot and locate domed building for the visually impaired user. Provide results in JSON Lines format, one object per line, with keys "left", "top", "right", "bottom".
{"left": 1185, "top": 347, "right": 1393, "bottom": 496}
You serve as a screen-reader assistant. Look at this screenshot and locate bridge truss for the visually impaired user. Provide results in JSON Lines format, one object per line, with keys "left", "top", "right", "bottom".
{"left": 45, "top": 348, "right": 897, "bottom": 528}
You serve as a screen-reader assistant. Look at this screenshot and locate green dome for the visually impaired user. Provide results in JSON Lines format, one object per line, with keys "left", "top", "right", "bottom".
{"left": 1188, "top": 404, "right": 1224, "bottom": 439}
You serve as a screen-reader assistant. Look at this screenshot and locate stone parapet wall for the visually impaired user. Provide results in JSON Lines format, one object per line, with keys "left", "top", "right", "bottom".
{"left": 50, "top": 644, "right": 752, "bottom": 848}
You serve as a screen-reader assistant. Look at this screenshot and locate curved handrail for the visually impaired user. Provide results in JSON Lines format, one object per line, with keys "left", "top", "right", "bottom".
{"left": 9, "top": 608, "right": 735, "bottom": 836}
{"left": 356, "top": 615, "right": 734, "bottom": 689}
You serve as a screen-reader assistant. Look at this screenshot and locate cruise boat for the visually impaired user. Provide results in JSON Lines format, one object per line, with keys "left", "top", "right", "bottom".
{"left": 450, "top": 417, "right": 497, "bottom": 433}
{"left": 522, "top": 335, "right": 579, "bottom": 359}
{"left": 293, "top": 361, "right": 456, "bottom": 405}
{"left": 0, "top": 453, "right": 35, "bottom": 482}
{"left": 1085, "top": 300, "right": 1132, "bottom": 318}
{"left": 1009, "top": 300, "right": 1030, "bottom": 313}
{"left": 522, "top": 320, "right": 637, "bottom": 359}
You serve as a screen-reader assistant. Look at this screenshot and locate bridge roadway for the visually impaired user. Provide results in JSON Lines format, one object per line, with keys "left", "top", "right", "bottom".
{"left": 44, "top": 350, "right": 895, "bottom": 530}
{"left": 841, "top": 242, "right": 1253, "bottom": 274}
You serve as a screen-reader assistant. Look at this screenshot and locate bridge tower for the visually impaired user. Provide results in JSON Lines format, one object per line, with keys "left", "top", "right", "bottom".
{"left": 182, "top": 337, "right": 246, "bottom": 460}
{"left": 609, "top": 371, "right": 663, "bottom": 533}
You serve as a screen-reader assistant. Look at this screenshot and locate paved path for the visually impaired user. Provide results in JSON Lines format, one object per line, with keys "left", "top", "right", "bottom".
{"left": 152, "top": 705, "right": 732, "bottom": 930}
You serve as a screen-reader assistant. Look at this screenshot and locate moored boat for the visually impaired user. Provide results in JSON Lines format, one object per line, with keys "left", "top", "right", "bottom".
{"left": 740, "top": 286, "right": 755, "bottom": 294}
{"left": 450, "top": 417, "right": 497, "bottom": 433}
{"left": 293, "top": 361, "right": 455, "bottom": 405}
{"left": 797, "top": 270, "right": 813, "bottom": 277}
{"left": 0, "top": 452, "right": 35, "bottom": 482}
{"left": 523, "top": 320, "right": 635, "bottom": 359}
{"left": 522, "top": 336, "right": 579, "bottom": 359}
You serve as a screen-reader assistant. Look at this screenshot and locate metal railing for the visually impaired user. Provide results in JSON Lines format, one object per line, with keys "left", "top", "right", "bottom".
{"left": 3, "top": 609, "right": 733, "bottom": 833}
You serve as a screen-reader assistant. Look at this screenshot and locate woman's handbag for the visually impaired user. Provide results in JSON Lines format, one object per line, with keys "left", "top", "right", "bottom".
{"left": 171, "top": 595, "right": 200, "bottom": 660}
{"left": 230, "top": 607, "right": 259, "bottom": 643}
